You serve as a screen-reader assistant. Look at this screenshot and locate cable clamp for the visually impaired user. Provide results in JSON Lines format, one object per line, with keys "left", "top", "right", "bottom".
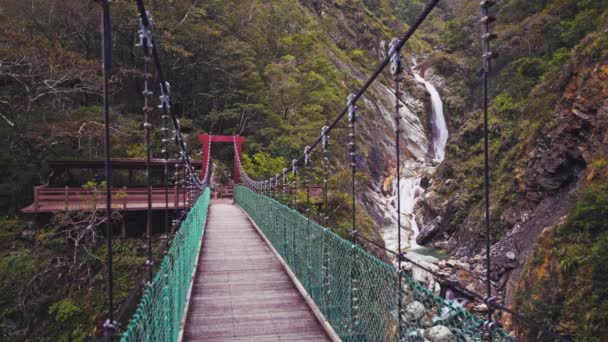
{"left": 159, "top": 82, "right": 171, "bottom": 108}
{"left": 304, "top": 146, "right": 311, "bottom": 166}
{"left": 480, "top": 0, "right": 496, "bottom": 8}
{"left": 137, "top": 11, "right": 154, "bottom": 53}
{"left": 480, "top": 15, "right": 496, "bottom": 25}
{"left": 481, "top": 32, "right": 498, "bottom": 41}
{"left": 396, "top": 252, "right": 406, "bottom": 262}
{"left": 350, "top": 230, "right": 360, "bottom": 238}
{"left": 143, "top": 122, "right": 152, "bottom": 129}
{"left": 388, "top": 38, "right": 403, "bottom": 75}
{"left": 103, "top": 319, "right": 118, "bottom": 337}
{"left": 347, "top": 94, "right": 357, "bottom": 123}
{"left": 145, "top": 259, "right": 154, "bottom": 268}
{"left": 483, "top": 51, "right": 499, "bottom": 60}
{"left": 483, "top": 320, "right": 497, "bottom": 331}
{"left": 483, "top": 295, "right": 497, "bottom": 306}
{"left": 321, "top": 126, "right": 329, "bottom": 149}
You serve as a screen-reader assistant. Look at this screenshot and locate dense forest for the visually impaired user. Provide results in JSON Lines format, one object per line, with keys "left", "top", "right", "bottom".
{"left": 1, "top": 0, "right": 607, "bottom": 340}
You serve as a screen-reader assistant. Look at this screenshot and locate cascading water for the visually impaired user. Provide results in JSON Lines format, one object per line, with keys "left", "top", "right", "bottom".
{"left": 383, "top": 62, "right": 448, "bottom": 254}
{"left": 413, "top": 71, "right": 448, "bottom": 163}
{"left": 392, "top": 176, "right": 425, "bottom": 250}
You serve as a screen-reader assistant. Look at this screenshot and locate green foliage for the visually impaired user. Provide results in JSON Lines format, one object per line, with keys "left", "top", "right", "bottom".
{"left": 350, "top": 48, "right": 365, "bottom": 63}
{"left": 126, "top": 143, "right": 146, "bottom": 158}
{"left": 560, "top": 9, "right": 600, "bottom": 46}
{"left": 49, "top": 298, "right": 81, "bottom": 323}
{"left": 557, "top": 182, "right": 608, "bottom": 239}
{"left": 242, "top": 152, "right": 286, "bottom": 180}
{"left": 492, "top": 94, "right": 524, "bottom": 120}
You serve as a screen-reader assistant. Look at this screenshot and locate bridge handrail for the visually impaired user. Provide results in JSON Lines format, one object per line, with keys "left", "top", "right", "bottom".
{"left": 234, "top": 186, "right": 513, "bottom": 341}
{"left": 120, "top": 187, "right": 210, "bottom": 342}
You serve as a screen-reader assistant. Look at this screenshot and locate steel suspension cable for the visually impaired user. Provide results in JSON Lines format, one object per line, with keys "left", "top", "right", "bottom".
{"left": 135, "top": 0, "right": 206, "bottom": 191}
{"left": 284, "top": 0, "right": 440, "bottom": 172}
{"left": 97, "top": 0, "right": 116, "bottom": 338}
{"left": 233, "top": 0, "right": 441, "bottom": 193}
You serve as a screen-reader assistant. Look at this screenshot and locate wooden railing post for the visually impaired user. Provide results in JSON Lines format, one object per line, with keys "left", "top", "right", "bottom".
{"left": 123, "top": 186, "right": 127, "bottom": 210}
{"left": 64, "top": 186, "right": 69, "bottom": 211}
{"left": 34, "top": 186, "right": 40, "bottom": 213}
{"left": 174, "top": 186, "right": 178, "bottom": 208}
{"left": 121, "top": 215, "right": 126, "bottom": 240}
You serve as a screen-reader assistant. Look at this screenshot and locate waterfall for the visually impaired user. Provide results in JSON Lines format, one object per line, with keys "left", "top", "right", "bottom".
{"left": 391, "top": 177, "right": 425, "bottom": 249}
{"left": 383, "top": 62, "right": 448, "bottom": 253}
{"left": 412, "top": 71, "right": 448, "bottom": 163}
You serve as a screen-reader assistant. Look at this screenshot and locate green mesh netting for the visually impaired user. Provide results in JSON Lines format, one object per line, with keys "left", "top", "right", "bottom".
{"left": 235, "top": 186, "right": 513, "bottom": 342}
{"left": 121, "top": 187, "right": 210, "bottom": 342}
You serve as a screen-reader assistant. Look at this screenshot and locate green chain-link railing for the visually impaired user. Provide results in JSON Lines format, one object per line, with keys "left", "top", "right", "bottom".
{"left": 235, "top": 186, "right": 513, "bottom": 341}
{"left": 121, "top": 187, "right": 210, "bottom": 342}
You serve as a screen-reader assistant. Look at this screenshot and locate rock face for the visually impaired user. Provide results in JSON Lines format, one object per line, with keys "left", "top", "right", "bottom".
{"left": 416, "top": 215, "right": 441, "bottom": 245}
{"left": 411, "top": 32, "right": 607, "bottom": 338}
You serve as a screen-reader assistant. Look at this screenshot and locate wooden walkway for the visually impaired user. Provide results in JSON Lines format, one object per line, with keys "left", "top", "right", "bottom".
{"left": 183, "top": 201, "right": 330, "bottom": 341}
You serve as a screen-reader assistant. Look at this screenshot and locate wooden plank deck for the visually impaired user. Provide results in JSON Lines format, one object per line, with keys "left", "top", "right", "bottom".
{"left": 183, "top": 201, "right": 330, "bottom": 341}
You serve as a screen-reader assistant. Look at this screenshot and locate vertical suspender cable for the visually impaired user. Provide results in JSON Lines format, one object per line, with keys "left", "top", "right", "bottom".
{"left": 389, "top": 36, "right": 404, "bottom": 340}
{"left": 292, "top": 160, "right": 297, "bottom": 209}
{"left": 137, "top": 10, "right": 154, "bottom": 282}
{"left": 162, "top": 105, "right": 169, "bottom": 241}
{"left": 99, "top": 0, "right": 116, "bottom": 338}
{"left": 283, "top": 169, "right": 288, "bottom": 204}
{"left": 304, "top": 146, "right": 312, "bottom": 291}
{"left": 322, "top": 125, "right": 329, "bottom": 227}
{"left": 480, "top": 0, "right": 498, "bottom": 338}
{"left": 347, "top": 93, "right": 357, "bottom": 241}
{"left": 347, "top": 93, "right": 359, "bottom": 337}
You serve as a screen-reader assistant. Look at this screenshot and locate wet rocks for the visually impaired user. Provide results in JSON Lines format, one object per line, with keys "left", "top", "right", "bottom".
{"left": 425, "top": 325, "right": 454, "bottom": 342}
{"left": 506, "top": 251, "right": 516, "bottom": 261}
{"left": 416, "top": 216, "right": 442, "bottom": 245}
{"left": 405, "top": 301, "right": 426, "bottom": 320}
{"left": 433, "top": 240, "right": 449, "bottom": 250}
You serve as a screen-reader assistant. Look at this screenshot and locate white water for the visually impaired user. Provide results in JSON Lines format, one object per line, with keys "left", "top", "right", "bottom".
{"left": 383, "top": 63, "right": 448, "bottom": 252}
{"left": 412, "top": 71, "right": 448, "bottom": 162}
{"left": 392, "top": 177, "right": 425, "bottom": 249}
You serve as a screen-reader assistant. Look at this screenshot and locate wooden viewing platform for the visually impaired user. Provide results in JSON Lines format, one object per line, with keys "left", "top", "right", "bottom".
{"left": 21, "top": 185, "right": 193, "bottom": 213}
{"left": 181, "top": 200, "right": 331, "bottom": 341}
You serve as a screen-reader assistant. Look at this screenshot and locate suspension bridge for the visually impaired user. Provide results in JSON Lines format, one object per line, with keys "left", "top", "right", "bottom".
{"left": 65, "top": 0, "right": 572, "bottom": 340}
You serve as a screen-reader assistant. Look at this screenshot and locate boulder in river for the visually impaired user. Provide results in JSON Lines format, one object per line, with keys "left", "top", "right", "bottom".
{"left": 416, "top": 216, "right": 441, "bottom": 245}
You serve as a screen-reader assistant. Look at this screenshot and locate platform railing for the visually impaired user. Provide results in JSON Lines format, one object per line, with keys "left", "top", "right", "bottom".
{"left": 27, "top": 185, "right": 193, "bottom": 212}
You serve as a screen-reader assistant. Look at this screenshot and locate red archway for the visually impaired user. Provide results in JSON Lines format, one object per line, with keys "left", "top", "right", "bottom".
{"left": 198, "top": 134, "right": 246, "bottom": 184}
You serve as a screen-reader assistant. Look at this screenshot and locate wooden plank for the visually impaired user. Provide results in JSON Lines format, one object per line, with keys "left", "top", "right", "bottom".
{"left": 182, "top": 202, "right": 330, "bottom": 342}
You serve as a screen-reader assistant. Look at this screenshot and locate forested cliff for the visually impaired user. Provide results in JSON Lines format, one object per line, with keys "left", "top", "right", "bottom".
{"left": 0, "top": 0, "right": 607, "bottom": 340}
